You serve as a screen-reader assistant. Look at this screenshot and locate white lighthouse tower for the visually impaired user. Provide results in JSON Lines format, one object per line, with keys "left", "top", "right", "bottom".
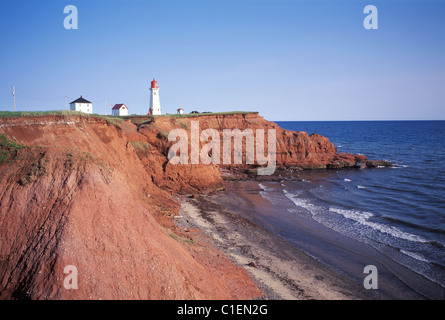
{"left": 148, "top": 78, "right": 161, "bottom": 115}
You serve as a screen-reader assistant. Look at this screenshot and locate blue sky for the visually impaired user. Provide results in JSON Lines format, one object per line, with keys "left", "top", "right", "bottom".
{"left": 0, "top": 0, "right": 444, "bottom": 120}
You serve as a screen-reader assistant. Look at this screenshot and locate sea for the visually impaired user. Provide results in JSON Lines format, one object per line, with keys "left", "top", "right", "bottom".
{"left": 253, "top": 121, "right": 445, "bottom": 299}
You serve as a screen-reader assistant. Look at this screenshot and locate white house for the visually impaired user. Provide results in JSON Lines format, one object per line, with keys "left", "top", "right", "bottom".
{"left": 112, "top": 104, "right": 129, "bottom": 116}
{"left": 70, "top": 96, "right": 93, "bottom": 114}
{"left": 177, "top": 108, "right": 184, "bottom": 115}
{"left": 148, "top": 78, "right": 161, "bottom": 115}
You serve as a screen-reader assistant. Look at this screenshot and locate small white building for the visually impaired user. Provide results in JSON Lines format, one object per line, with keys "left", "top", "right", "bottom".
{"left": 177, "top": 108, "right": 184, "bottom": 115}
{"left": 70, "top": 96, "right": 93, "bottom": 114}
{"left": 112, "top": 104, "right": 129, "bottom": 116}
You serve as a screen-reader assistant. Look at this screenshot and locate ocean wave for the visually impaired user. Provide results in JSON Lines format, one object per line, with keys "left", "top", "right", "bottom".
{"left": 381, "top": 216, "right": 445, "bottom": 237}
{"left": 281, "top": 187, "right": 435, "bottom": 247}
{"left": 428, "top": 240, "right": 445, "bottom": 249}
{"left": 330, "top": 207, "right": 373, "bottom": 220}
{"left": 329, "top": 207, "right": 428, "bottom": 243}
{"left": 357, "top": 185, "right": 366, "bottom": 189}
{"left": 392, "top": 163, "right": 409, "bottom": 168}
{"left": 400, "top": 250, "right": 429, "bottom": 263}
{"left": 344, "top": 178, "right": 352, "bottom": 182}
{"left": 259, "top": 185, "right": 291, "bottom": 205}
{"left": 283, "top": 189, "right": 317, "bottom": 215}
{"left": 259, "top": 190, "right": 276, "bottom": 204}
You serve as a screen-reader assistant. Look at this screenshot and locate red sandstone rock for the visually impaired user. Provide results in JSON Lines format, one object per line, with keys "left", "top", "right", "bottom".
{"left": 0, "top": 113, "right": 387, "bottom": 300}
{"left": 0, "top": 115, "right": 260, "bottom": 299}
{"left": 136, "top": 113, "right": 340, "bottom": 179}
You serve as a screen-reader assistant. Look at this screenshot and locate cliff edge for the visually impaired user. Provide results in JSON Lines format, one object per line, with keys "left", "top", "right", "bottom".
{"left": 0, "top": 112, "right": 389, "bottom": 299}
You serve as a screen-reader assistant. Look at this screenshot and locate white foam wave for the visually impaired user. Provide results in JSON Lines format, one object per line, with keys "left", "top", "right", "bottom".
{"left": 344, "top": 178, "right": 352, "bottom": 182}
{"left": 357, "top": 185, "right": 366, "bottom": 189}
{"left": 283, "top": 190, "right": 317, "bottom": 215}
{"left": 330, "top": 207, "right": 373, "bottom": 220}
{"left": 392, "top": 164, "right": 409, "bottom": 168}
{"left": 329, "top": 207, "right": 428, "bottom": 243}
{"left": 400, "top": 250, "right": 429, "bottom": 263}
{"left": 259, "top": 191, "right": 275, "bottom": 204}
{"left": 258, "top": 183, "right": 267, "bottom": 190}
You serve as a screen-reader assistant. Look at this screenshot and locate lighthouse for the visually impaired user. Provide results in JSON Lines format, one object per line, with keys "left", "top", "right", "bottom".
{"left": 148, "top": 78, "right": 161, "bottom": 115}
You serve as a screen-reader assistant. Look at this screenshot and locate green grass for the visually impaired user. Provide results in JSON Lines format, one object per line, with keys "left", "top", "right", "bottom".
{"left": 94, "top": 114, "right": 125, "bottom": 128}
{"left": 0, "top": 110, "right": 126, "bottom": 120}
{"left": 151, "top": 111, "right": 258, "bottom": 118}
{"left": 167, "top": 229, "right": 194, "bottom": 245}
{"left": 0, "top": 110, "right": 256, "bottom": 117}
{"left": 0, "top": 110, "right": 88, "bottom": 118}
{"left": 18, "top": 157, "right": 46, "bottom": 186}
{"left": 0, "top": 110, "right": 258, "bottom": 131}
{"left": 0, "top": 110, "right": 258, "bottom": 122}
{"left": 0, "top": 133, "right": 26, "bottom": 164}
{"left": 0, "top": 110, "right": 133, "bottom": 131}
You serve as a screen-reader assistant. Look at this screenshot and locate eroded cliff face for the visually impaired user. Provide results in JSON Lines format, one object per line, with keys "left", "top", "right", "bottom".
{"left": 0, "top": 113, "right": 379, "bottom": 299}
{"left": 0, "top": 115, "right": 260, "bottom": 299}
{"left": 136, "top": 113, "right": 371, "bottom": 181}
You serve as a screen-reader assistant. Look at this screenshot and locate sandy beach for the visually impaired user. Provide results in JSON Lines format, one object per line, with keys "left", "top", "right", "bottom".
{"left": 177, "top": 182, "right": 381, "bottom": 300}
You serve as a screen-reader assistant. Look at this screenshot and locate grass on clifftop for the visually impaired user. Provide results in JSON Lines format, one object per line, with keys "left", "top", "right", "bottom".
{"left": 0, "top": 110, "right": 259, "bottom": 130}
{"left": 150, "top": 111, "right": 258, "bottom": 118}
{"left": 0, "top": 110, "right": 257, "bottom": 118}
{"left": 0, "top": 110, "right": 127, "bottom": 120}
{"left": 0, "top": 110, "right": 88, "bottom": 118}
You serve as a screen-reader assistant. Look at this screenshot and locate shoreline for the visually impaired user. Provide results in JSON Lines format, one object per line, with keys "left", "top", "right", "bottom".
{"left": 178, "top": 186, "right": 379, "bottom": 300}
{"left": 177, "top": 177, "right": 445, "bottom": 300}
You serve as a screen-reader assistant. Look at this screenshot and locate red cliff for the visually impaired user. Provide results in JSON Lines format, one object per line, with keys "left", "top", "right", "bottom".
{"left": 0, "top": 112, "right": 389, "bottom": 299}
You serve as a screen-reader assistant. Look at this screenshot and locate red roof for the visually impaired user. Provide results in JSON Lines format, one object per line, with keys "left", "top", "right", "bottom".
{"left": 112, "top": 104, "right": 127, "bottom": 110}
{"left": 177, "top": 108, "right": 184, "bottom": 111}
{"left": 151, "top": 78, "right": 158, "bottom": 89}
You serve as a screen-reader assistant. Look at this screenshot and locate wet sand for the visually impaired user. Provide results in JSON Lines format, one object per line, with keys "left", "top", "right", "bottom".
{"left": 178, "top": 184, "right": 380, "bottom": 300}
